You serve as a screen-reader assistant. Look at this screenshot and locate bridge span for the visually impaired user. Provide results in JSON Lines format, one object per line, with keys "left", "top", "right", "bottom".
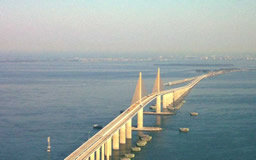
{"left": 65, "top": 69, "right": 230, "bottom": 160}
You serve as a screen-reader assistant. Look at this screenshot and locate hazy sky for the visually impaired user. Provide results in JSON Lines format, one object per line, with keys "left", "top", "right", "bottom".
{"left": 0, "top": 0, "right": 255, "bottom": 57}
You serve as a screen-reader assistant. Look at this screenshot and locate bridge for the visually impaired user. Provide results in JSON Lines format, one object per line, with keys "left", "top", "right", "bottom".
{"left": 65, "top": 68, "right": 231, "bottom": 160}
{"left": 163, "top": 77, "right": 197, "bottom": 86}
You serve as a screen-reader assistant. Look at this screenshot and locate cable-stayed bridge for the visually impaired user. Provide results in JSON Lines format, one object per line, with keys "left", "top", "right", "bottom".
{"left": 65, "top": 68, "right": 234, "bottom": 160}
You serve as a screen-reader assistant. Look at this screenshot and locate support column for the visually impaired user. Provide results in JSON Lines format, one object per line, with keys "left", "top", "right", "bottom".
{"left": 126, "top": 119, "right": 132, "bottom": 139}
{"left": 156, "top": 95, "right": 161, "bottom": 113}
{"left": 137, "top": 72, "right": 143, "bottom": 128}
{"left": 96, "top": 148, "right": 100, "bottom": 160}
{"left": 104, "top": 142, "right": 109, "bottom": 159}
{"left": 137, "top": 108, "right": 143, "bottom": 128}
{"left": 108, "top": 138, "right": 112, "bottom": 156}
{"left": 120, "top": 125, "right": 126, "bottom": 144}
{"left": 113, "top": 131, "right": 119, "bottom": 150}
{"left": 90, "top": 152, "right": 95, "bottom": 160}
{"left": 105, "top": 138, "right": 112, "bottom": 159}
{"left": 101, "top": 145, "right": 105, "bottom": 160}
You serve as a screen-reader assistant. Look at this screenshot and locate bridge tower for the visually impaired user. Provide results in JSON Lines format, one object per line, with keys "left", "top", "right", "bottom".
{"left": 131, "top": 72, "right": 147, "bottom": 128}
{"left": 152, "top": 68, "right": 164, "bottom": 113}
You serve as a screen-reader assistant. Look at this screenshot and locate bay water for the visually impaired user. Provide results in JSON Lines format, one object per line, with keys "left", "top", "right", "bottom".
{"left": 0, "top": 59, "right": 255, "bottom": 160}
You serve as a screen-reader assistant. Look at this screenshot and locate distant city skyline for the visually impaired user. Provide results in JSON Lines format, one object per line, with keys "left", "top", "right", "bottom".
{"left": 0, "top": 0, "right": 256, "bottom": 57}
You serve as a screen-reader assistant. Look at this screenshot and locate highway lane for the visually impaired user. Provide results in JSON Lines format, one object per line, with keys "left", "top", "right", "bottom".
{"left": 164, "top": 77, "right": 197, "bottom": 86}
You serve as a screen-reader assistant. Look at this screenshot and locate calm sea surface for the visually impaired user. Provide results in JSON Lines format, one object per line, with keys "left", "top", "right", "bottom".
{"left": 0, "top": 59, "right": 255, "bottom": 160}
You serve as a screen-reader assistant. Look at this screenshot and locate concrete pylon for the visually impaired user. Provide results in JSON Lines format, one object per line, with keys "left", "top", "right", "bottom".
{"left": 152, "top": 68, "right": 163, "bottom": 113}
{"left": 108, "top": 138, "right": 112, "bottom": 156}
{"left": 120, "top": 125, "right": 126, "bottom": 144}
{"left": 126, "top": 119, "right": 132, "bottom": 139}
{"left": 139, "top": 72, "right": 142, "bottom": 103}
{"left": 90, "top": 152, "right": 95, "bottom": 160}
{"left": 96, "top": 148, "right": 100, "bottom": 160}
{"left": 157, "top": 68, "right": 160, "bottom": 93}
{"left": 152, "top": 68, "right": 163, "bottom": 93}
{"left": 131, "top": 72, "right": 147, "bottom": 105}
{"left": 101, "top": 145, "right": 105, "bottom": 160}
{"left": 136, "top": 72, "right": 144, "bottom": 128}
{"left": 137, "top": 108, "right": 143, "bottom": 128}
{"left": 105, "top": 138, "right": 112, "bottom": 159}
{"left": 104, "top": 142, "right": 108, "bottom": 159}
{"left": 156, "top": 95, "right": 161, "bottom": 113}
{"left": 113, "top": 131, "right": 119, "bottom": 150}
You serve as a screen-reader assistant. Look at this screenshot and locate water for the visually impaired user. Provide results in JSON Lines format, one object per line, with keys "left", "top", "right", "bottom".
{"left": 0, "top": 59, "right": 255, "bottom": 160}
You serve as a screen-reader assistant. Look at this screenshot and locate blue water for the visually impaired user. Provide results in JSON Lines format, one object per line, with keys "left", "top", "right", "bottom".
{"left": 0, "top": 60, "right": 255, "bottom": 160}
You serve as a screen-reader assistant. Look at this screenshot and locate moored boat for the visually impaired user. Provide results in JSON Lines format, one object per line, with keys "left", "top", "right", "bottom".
{"left": 190, "top": 112, "right": 199, "bottom": 116}
{"left": 93, "top": 124, "right": 103, "bottom": 129}
{"left": 179, "top": 128, "right": 189, "bottom": 132}
{"left": 150, "top": 105, "right": 156, "bottom": 110}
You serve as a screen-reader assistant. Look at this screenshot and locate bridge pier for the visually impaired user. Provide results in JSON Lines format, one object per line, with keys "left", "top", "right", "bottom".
{"left": 109, "top": 138, "right": 112, "bottom": 156}
{"left": 90, "top": 152, "right": 95, "bottom": 160}
{"left": 126, "top": 119, "right": 132, "bottom": 139}
{"left": 156, "top": 95, "right": 161, "bottom": 113}
{"left": 96, "top": 148, "right": 100, "bottom": 160}
{"left": 113, "top": 131, "right": 119, "bottom": 150}
{"left": 105, "top": 138, "right": 112, "bottom": 160}
{"left": 101, "top": 145, "right": 105, "bottom": 160}
{"left": 137, "top": 108, "right": 143, "bottom": 128}
{"left": 120, "top": 125, "right": 126, "bottom": 144}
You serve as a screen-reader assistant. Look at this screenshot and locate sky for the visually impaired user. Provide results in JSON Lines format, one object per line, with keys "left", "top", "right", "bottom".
{"left": 0, "top": 0, "right": 256, "bottom": 57}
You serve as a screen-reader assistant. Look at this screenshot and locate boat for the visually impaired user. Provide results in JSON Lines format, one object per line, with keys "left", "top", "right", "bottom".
{"left": 190, "top": 112, "right": 199, "bottom": 116}
{"left": 179, "top": 128, "right": 189, "bottom": 132}
{"left": 93, "top": 124, "right": 103, "bottom": 129}
{"left": 150, "top": 105, "right": 156, "bottom": 110}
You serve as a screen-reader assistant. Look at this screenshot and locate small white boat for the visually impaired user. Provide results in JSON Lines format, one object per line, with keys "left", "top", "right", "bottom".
{"left": 190, "top": 112, "right": 199, "bottom": 116}
{"left": 179, "top": 128, "right": 189, "bottom": 132}
{"left": 93, "top": 124, "right": 103, "bottom": 129}
{"left": 150, "top": 105, "right": 156, "bottom": 110}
